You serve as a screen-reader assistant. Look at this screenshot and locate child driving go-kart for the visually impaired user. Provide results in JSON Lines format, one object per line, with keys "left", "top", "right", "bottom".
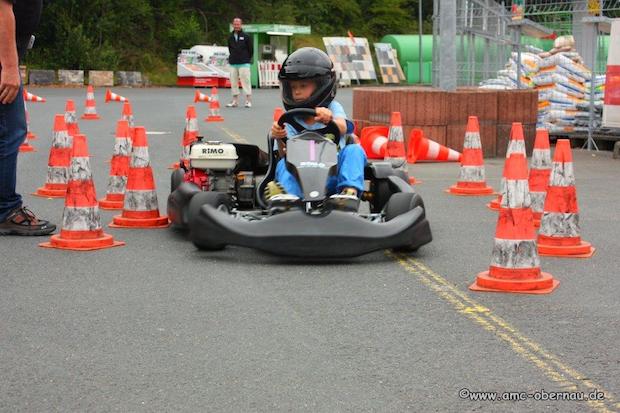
{"left": 267, "top": 47, "right": 367, "bottom": 211}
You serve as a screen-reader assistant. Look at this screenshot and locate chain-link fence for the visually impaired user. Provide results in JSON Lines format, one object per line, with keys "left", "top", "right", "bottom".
{"left": 433, "top": 0, "right": 620, "bottom": 87}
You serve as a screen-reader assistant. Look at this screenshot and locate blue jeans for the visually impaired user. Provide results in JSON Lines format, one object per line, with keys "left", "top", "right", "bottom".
{"left": 0, "top": 83, "right": 26, "bottom": 221}
{"left": 275, "top": 143, "right": 367, "bottom": 198}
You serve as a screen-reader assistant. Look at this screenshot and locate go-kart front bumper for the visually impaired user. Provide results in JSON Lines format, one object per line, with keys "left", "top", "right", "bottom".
{"left": 190, "top": 205, "right": 432, "bottom": 258}
{"left": 167, "top": 182, "right": 201, "bottom": 227}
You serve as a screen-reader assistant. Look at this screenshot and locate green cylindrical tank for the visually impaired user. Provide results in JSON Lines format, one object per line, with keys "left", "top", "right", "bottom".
{"left": 380, "top": 35, "right": 434, "bottom": 62}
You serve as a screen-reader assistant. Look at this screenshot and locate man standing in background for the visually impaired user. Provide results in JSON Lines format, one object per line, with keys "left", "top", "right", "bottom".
{"left": 0, "top": 0, "right": 56, "bottom": 236}
{"left": 226, "top": 17, "right": 253, "bottom": 108}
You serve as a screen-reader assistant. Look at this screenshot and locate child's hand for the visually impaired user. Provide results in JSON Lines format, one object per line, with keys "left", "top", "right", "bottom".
{"left": 314, "top": 107, "right": 333, "bottom": 124}
{"left": 271, "top": 121, "right": 287, "bottom": 139}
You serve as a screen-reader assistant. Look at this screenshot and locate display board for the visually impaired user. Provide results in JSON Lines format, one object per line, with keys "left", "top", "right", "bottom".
{"left": 323, "top": 37, "right": 377, "bottom": 81}
{"left": 374, "top": 43, "right": 406, "bottom": 84}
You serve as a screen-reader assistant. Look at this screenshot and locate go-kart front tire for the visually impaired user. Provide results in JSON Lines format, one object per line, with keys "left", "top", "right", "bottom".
{"left": 171, "top": 168, "right": 184, "bottom": 192}
{"left": 188, "top": 192, "right": 231, "bottom": 250}
{"left": 385, "top": 192, "right": 425, "bottom": 221}
{"left": 384, "top": 192, "right": 429, "bottom": 252}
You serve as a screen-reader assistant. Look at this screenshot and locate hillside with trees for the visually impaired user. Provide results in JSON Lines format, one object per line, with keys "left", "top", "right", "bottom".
{"left": 25, "top": 0, "right": 433, "bottom": 84}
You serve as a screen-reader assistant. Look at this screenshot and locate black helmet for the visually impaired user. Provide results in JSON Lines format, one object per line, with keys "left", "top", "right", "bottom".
{"left": 278, "top": 47, "right": 337, "bottom": 110}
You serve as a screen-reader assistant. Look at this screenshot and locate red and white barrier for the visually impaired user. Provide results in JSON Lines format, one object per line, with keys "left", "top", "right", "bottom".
{"left": 258, "top": 60, "right": 281, "bottom": 88}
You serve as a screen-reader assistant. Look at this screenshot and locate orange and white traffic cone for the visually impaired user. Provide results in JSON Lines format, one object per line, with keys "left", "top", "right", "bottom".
{"left": 194, "top": 89, "right": 210, "bottom": 103}
{"left": 23, "top": 88, "right": 46, "bottom": 103}
{"left": 537, "top": 139, "right": 595, "bottom": 258}
{"left": 110, "top": 126, "right": 169, "bottom": 228}
{"left": 385, "top": 112, "right": 417, "bottom": 184}
{"left": 470, "top": 152, "right": 559, "bottom": 294}
{"left": 23, "top": 89, "right": 45, "bottom": 140}
{"left": 18, "top": 139, "right": 36, "bottom": 152}
{"left": 488, "top": 122, "right": 527, "bottom": 211}
{"left": 360, "top": 126, "right": 389, "bottom": 159}
{"left": 206, "top": 87, "right": 224, "bottom": 122}
{"left": 24, "top": 97, "right": 37, "bottom": 141}
{"left": 446, "top": 116, "right": 494, "bottom": 196}
{"left": 105, "top": 88, "right": 128, "bottom": 103}
{"left": 529, "top": 129, "right": 552, "bottom": 227}
{"left": 40, "top": 133, "right": 124, "bottom": 251}
{"left": 180, "top": 105, "right": 199, "bottom": 167}
{"left": 81, "top": 85, "right": 100, "bottom": 120}
{"left": 99, "top": 120, "right": 132, "bottom": 209}
{"left": 33, "top": 114, "right": 73, "bottom": 198}
{"left": 19, "top": 99, "right": 36, "bottom": 152}
{"left": 385, "top": 112, "right": 406, "bottom": 162}
{"left": 273, "top": 107, "right": 284, "bottom": 123}
{"left": 407, "top": 129, "right": 461, "bottom": 163}
{"left": 121, "top": 100, "right": 135, "bottom": 128}
{"left": 169, "top": 106, "right": 199, "bottom": 169}
{"left": 65, "top": 99, "right": 80, "bottom": 136}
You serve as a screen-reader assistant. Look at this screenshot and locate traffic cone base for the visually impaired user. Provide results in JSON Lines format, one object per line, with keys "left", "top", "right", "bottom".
{"left": 110, "top": 215, "right": 170, "bottom": 228}
{"left": 81, "top": 113, "right": 101, "bottom": 120}
{"left": 487, "top": 198, "right": 501, "bottom": 210}
{"left": 408, "top": 176, "right": 420, "bottom": 185}
{"left": 470, "top": 271, "right": 559, "bottom": 294}
{"left": 446, "top": 184, "right": 494, "bottom": 196}
{"left": 40, "top": 232, "right": 124, "bottom": 251}
{"left": 538, "top": 235, "right": 595, "bottom": 258}
{"left": 19, "top": 143, "right": 36, "bottom": 152}
{"left": 206, "top": 115, "right": 224, "bottom": 122}
{"left": 99, "top": 193, "right": 125, "bottom": 210}
{"left": 33, "top": 183, "right": 67, "bottom": 198}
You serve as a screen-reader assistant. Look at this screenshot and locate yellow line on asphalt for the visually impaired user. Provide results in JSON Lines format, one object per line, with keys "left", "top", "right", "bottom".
{"left": 388, "top": 251, "right": 619, "bottom": 413}
{"left": 220, "top": 126, "right": 248, "bottom": 143}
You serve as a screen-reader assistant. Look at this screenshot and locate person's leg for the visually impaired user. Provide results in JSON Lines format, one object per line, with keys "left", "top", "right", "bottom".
{"left": 0, "top": 84, "right": 26, "bottom": 222}
{"left": 336, "top": 144, "right": 367, "bottom": 194}
{"left": 275, "top": 158, "right": 302, "bottom": 198}
{"left": 239, "top": 67, "right": 252, "bottom": 107}
{"left": 228, "top": 66, "right": 240, "bottom": 106}
{"left": 0, "top": 83, "right": 56, "bottom": 235}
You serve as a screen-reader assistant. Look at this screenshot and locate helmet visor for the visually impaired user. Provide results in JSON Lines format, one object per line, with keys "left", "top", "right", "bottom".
{"left": 280, "top": 74, "right": 334, "bottom": 109}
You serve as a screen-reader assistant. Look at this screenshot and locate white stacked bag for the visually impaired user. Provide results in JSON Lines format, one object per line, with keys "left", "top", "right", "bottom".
{"left": 479, "top": 35, "right": 599, "bottom": 134}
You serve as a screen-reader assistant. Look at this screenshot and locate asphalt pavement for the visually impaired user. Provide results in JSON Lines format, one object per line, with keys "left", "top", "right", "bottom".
{"left": 1, "top": 86, "right": 618, "bottom": 412}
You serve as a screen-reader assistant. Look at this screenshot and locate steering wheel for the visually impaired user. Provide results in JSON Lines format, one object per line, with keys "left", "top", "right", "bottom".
{"left": 277, "top": 108, "right": 341, "bottom": 142}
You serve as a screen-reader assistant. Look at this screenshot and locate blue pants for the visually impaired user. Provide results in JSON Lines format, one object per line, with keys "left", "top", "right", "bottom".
{"left": 276, "top": 143, "right": 367, "bottom": 198}
{"left": 0, "top": 83, "right": 26, "bottom": 221}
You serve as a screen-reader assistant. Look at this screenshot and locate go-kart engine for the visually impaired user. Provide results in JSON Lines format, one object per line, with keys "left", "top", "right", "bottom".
{"left": 189, "top": 140, "right": 238, "bottom": 170}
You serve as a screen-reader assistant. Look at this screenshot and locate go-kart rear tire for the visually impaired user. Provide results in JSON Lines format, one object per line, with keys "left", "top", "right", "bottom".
{"left": 188, "top": 192, "right": 231, "bottom": 250}
{"left": 171, "top": 169, "right": 184, "bottom": 192}
{"left": 385, "top": 192, "right": 426, "bottom": 252}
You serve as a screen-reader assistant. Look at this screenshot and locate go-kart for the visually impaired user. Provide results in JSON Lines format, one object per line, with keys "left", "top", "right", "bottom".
{"left": 167, "top": 108, "right": 432, "bottom": 258}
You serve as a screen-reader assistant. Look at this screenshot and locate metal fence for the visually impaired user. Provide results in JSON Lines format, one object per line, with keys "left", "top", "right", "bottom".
{"left": 433, "top": 0, "right": 620, "bottom": 88}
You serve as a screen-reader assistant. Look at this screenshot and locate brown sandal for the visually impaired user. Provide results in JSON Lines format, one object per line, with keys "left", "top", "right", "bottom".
{"left": 0, "top": 206, "right": 56, "bottom": 236}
